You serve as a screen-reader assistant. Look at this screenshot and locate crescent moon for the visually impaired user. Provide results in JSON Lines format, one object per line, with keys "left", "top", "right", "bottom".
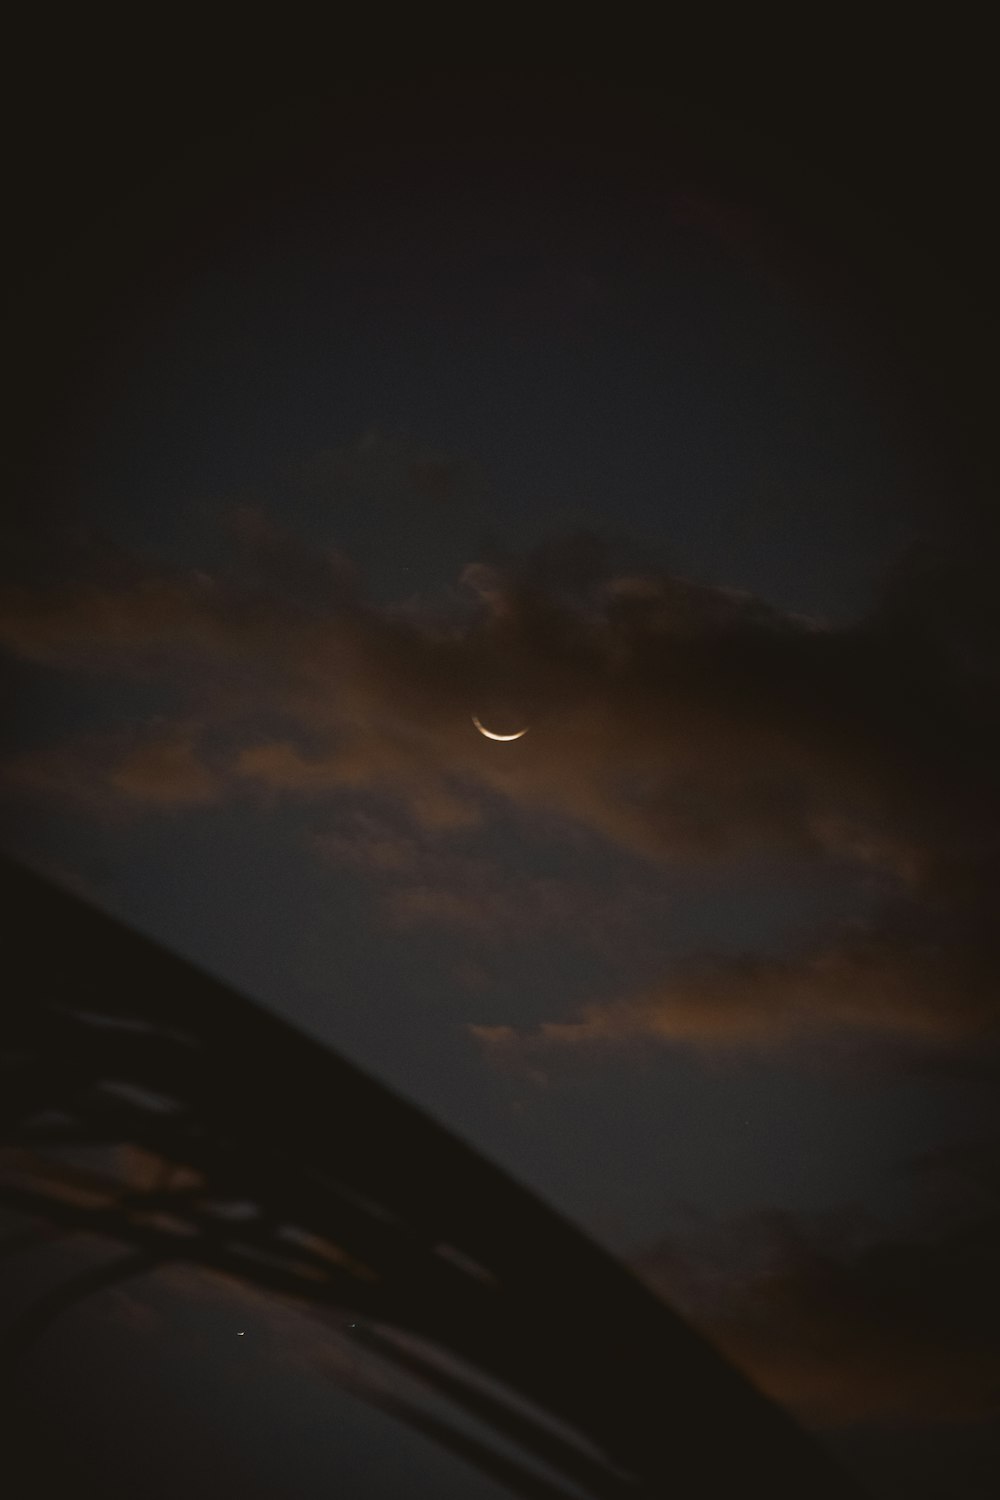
{"left": 472, "top": 714, "right": 529, "bottom": 742}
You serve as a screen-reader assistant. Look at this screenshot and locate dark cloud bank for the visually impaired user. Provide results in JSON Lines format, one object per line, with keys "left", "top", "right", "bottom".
{"left": 3, "top": 516, "right": 999, "bottom": 1053}
{"left": 635, "top": 1138, "right": 1000, "bottom": 1497}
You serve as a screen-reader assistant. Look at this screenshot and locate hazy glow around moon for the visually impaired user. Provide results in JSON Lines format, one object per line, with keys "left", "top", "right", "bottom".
{"left": 472, "top": 714, "right": 529, "bottom": 742}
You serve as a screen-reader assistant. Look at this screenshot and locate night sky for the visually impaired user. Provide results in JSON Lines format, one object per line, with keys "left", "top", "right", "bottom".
{"left": 3, "top": 41, "right": 999, "bottom": 1499}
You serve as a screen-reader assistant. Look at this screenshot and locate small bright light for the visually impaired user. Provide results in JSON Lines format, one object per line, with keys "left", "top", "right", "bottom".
{"left": 236, "top": 1330, "right": 245, "bottom": 1336}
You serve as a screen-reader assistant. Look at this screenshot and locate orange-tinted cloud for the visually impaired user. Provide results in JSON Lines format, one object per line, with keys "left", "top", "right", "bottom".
{"left": 108, "top": 730, "right": 218, "bottom": 806}
{"left": 471, "top": 904, "right": 1000, "bottom": 1052}
{"left": 313, "top": 809, "right": 667, "bottom": 953}
{"left": 636, "top": 1183, "right": 1000, "bottom": 1430}
{"left": 3, "top": 520, "right": 999, "bottom": 1047}
{"left": 2, "top": 724, "right": 219, "bottom": 812}
{"left": 3, "top": 525, "right": 993, "bottom": 872}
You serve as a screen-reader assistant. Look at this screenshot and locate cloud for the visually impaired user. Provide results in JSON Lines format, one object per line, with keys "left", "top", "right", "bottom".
{"left": 3, "top": 520, "right": 999, "bottom": 1048}
{"left": 313, "top": 808, "right": 669, "bottom": 953}
{"left": 470, "top": 895, "right": 1000, "bottom": 1051}
{"left": 107, "top": 729, "right": 218, "bottom": 806}
{"left": 635, "top": 1184, "right": 1000, "bottom": 1430}
{"left": 1, "top": 723, "right": 219, "bottom": 812}
{"left": 382, "top": 870, "right": 599, "bottom": 941}
{"left": 3, "top": 523, "right": 993, "bottom": 870}
{"left": 297, "top": 427, "right": 487, "bottom": 512}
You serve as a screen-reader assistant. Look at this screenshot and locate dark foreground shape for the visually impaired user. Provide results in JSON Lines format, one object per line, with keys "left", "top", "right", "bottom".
{"left": 0, "top": 857, "right": 862, "bottom": 1498}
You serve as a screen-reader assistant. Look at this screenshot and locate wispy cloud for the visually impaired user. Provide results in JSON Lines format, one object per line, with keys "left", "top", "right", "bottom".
{"left": 3, "top": 518, "right": 999, "bottom": 1050}
{"left": 635, "top": 1145, "right": 1000, "bottom": 1430}
{"left": 2, "top": 723, "right": 220, "bottom": 813}
{"left": 470, "top": 904, "right": 999, "bottom": 1052}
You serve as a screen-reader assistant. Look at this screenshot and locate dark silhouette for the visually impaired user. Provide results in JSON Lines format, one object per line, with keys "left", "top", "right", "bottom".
{"left": 0, "top": 858, "right": 862, "bottom": 1497}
